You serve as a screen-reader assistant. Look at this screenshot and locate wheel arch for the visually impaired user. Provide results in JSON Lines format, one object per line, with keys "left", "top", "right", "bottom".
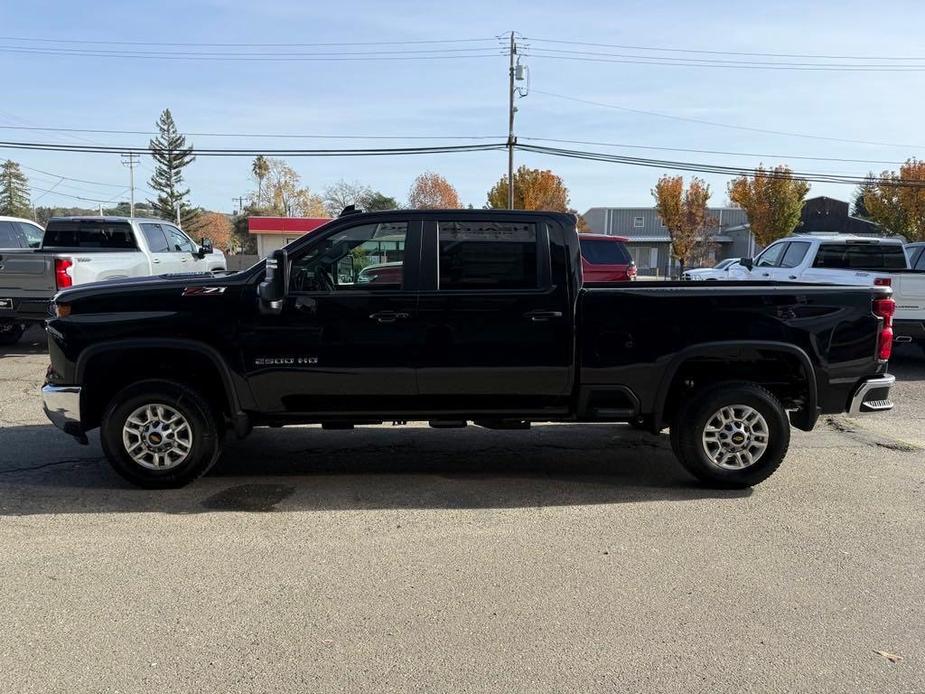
{"left": 653, "top": 340, "right": 818, "bottom": 432}
{"left": 76, "top": 338, "right": 248, "bottom": 434}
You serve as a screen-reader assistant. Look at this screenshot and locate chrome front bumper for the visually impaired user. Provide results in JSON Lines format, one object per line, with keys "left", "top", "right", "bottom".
{"left": 42, "top": 385, "right": 84, "bottom": 438}
{"left": 848, "top": 375, "right": 895, "bottom": 415}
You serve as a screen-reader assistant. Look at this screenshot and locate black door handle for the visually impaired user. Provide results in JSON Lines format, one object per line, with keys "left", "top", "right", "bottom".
{"left": 524, "top": 310, "right": 563, "bottom": 322}
{"left": 788, "top": 275, "right": 797, "bottom": 280}
{"left": 369, "top": 311, "right": 410, "bottom": 324}
{"left": 762, "top": 272, "right": 771, "bottom": 277}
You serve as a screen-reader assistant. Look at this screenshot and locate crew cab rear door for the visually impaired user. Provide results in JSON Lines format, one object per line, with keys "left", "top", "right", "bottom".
{"left": 414, "top": 215, "right": 573, "bottom": 412}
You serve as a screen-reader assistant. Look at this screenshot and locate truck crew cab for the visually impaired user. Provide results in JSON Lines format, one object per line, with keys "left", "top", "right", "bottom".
{"left": 42, "top": 209, "right": 896, "bottom": 489}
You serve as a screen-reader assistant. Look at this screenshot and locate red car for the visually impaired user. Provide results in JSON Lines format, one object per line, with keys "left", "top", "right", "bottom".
{"left": 579, "top": 234, "right": 637, "bottom": 282}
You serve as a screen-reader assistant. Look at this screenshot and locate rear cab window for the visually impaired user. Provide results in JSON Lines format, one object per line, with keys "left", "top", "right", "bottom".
{"left": 812, "top": 243, "right": 908, "bottom": 270}
{"left": 140, "top": 223, "right": 171, "bottom": 253}
{"left": 43, "top": 220, "right": 138, "bottom": 250}
{"left": 437, "top": 220, "right": 540, "bottom": 290}
{"left": 0, "top": 221, "right": 43, "bottom": 248}
{"left": 579, "top": 238, "right": 632, "bottom": 265}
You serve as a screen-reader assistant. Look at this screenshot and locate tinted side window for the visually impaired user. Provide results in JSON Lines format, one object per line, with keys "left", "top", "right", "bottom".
{"left": 165, "top": 225, "right": 194, "bottom": 253}
{"left": 580, "top": 238, "right": 632, "bottom": 265}
{"left": 43, "top": 221, "right": 137, "bottom": 249}
{"left": 15, "top": 222, "right": 43, "bottom": 248}
{"left": 438, "top": 221, "right": 538, "bottom": 290}
{"left": 914, "top": 249, "right": 925, "bottom": 271}
{"left": 290, "top": 222, "right": 407, "bottom": 292}
{"left": 140, "top": 223, "right": 170, "bottom": 253}
{"left": 813, "top": 243, "right": 908, "bottom": 270}
{"left": 756, "top": 243, "right": 786, "bottom": 267}
{"left": 780, "top": 241, "right": 811, "bottom": 269}
{"left": 0, "top": 221, "right": 23, "bottom": 247}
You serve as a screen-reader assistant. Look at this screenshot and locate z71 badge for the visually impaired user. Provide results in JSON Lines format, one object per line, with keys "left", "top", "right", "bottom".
{"left": 182, "top": 287, "right": 226, "bottom": 296}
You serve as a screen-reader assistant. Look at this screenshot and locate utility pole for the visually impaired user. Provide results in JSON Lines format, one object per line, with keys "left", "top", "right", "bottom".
{"left": 120, "top": 153, "right": 139, "bottom": 217}
{"left": 507, "top": 31, "right": 516, "bottom": 210}
{"left": 175, "top": 202, "right": 181, "bottom": 228}
{"left": 232, "top": 196, "right": 246, "bottom": 216}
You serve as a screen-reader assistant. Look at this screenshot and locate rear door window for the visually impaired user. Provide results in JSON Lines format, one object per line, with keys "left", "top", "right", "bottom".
{"left": 15, "top": 222, "right": 43, "bottom": 248}
{"left": 780, "top": 241, "right": 811, "bottom": 268}
{"left": 43, "top": 221, "right": 138, "bottom": 249}
{"left": 579, "top": 238, "right": 632, "bottom": 265}
{"left": 140, "top": 223, "right": 170, "bottom": 253}
{"left": 438, "top": 220, "right": 539, "bottom": 290}
{"left": 910, "top": 247, "right": 925, "bottom": 270}
{"left": 813, "top": 243, "right": 908, "bottom": 270}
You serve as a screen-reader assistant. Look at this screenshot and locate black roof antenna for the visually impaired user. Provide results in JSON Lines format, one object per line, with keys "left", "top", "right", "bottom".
{"left": 339, "top": 205, "right": 363, "bottom": 217}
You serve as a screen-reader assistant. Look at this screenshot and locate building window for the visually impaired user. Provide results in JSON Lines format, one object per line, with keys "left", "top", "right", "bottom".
{"left": 633, "top": 216, "right": 645, "bottom": 228}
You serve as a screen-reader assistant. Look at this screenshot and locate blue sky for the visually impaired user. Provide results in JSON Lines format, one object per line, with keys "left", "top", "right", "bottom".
{"left": 2, "top": 0, "right": 924, "bottom": 215}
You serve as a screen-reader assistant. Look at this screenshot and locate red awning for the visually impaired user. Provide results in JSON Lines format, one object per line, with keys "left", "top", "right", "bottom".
{"left": 248, "top": 217, "right": 331, "bottom": 235}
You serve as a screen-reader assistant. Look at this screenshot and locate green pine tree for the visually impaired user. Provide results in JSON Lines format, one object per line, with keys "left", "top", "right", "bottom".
{"left": 148, "top": 109, "right": 201, "bottom": 230}
{"left": 0, "top": 160, "right": 31, "bottom": 218}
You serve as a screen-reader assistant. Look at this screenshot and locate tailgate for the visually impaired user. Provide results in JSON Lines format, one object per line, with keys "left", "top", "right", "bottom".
{"left": 0, "top": 250, "right": 56, "bottom": 295}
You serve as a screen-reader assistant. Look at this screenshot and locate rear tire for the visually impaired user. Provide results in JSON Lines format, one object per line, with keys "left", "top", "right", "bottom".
{"left": 670, "top": 382, "right": 790, "bottom": 488}
{"left": 0, "top": 321, "right": 25, "bottom": 346}
{"left": 101, "top": 380, "right": 224, "bottom": 488}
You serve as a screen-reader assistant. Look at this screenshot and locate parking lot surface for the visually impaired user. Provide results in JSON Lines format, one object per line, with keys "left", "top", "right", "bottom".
{"left": 1, "top": 326, "right": 923, "bottom": 693}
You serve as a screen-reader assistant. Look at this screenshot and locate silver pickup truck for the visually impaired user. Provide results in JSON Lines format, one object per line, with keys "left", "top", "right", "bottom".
{"left": 0, "top": 215, "right": 226, "bottom": 345}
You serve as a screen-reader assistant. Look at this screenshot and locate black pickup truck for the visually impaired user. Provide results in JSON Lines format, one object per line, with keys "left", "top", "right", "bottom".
{"left": 42, "top": 209, "right": 896, "bottom": 489}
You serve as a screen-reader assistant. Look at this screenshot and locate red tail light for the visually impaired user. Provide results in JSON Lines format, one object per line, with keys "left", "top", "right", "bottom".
{"left": 874, "top": 277, "right": 892, "bottom": 287}
{"left": 627, "top": 263, "right": 638, "bottom": 280}
{"left": 873, "top": 297, "right": 895, "bottom": 361}
{"left": 55, "top": 258, "right": 73, "bottom": 289}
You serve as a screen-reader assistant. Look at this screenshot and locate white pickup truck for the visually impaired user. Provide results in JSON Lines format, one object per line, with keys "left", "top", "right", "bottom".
{"left": 721, "top": 234, "right": 925, "bottom": 352}
{"left": 0, "top": 216, "right": 226, "bottom": 344}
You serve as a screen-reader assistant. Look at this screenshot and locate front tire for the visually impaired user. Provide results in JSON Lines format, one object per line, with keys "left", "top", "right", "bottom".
{"left": 101, "top": 380, "right": 224, "bottom": 488}
{"left": 670, "top": 382, "right": 790, "bottom": 488}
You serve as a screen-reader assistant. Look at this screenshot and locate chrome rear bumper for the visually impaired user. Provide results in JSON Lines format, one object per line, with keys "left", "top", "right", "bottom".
{"left": 849, "top": 375, "right": 895, "bottom": 415}
{"left": 42, "top": 385, "right": 84, "bottom": 439}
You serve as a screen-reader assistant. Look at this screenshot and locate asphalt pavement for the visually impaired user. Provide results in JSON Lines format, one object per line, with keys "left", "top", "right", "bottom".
{"left": 0, "top": 326, "right": 923, "bottom": 693}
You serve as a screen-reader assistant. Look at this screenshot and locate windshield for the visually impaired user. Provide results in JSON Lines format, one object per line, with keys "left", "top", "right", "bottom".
{"left": 580, "top": 238, "right": 632, "bottom": 265}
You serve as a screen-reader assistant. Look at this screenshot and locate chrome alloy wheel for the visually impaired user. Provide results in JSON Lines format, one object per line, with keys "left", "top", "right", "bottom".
{"left": 122, "top": 403, "right": 193, "bottom": 470}
{"left": 701, "top": 404, "right": 769, "bottom": 470}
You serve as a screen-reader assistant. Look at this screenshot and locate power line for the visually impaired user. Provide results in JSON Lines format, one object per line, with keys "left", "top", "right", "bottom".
{"left": 0, "top": 140, "right": 507, "bottom": 156}
{"left": 524, "top": 37, "right": 925, "bottom": 62}
{"left": 520, "top": 137, "right": 903, "bottom": 166}
{"left": 516, "top": 143, "right": 923, "bottom": 188}
{"left": 524, "top": 51, "right": 925, "bottom": 72}
{"left": 0, "top": 35, "right": 499, "bottom": 48}
{"left": 0, "top": 45, "right": 503, "bottom": 62}
{"left": 19, "top": 164, "right": 126, "bottom": 187}
{"left": 531, "top": 89, "right": 925, "bottom": 150}
{"left": 29, "top": 184, "right": 131, "bottom": 204}
{"left": 0, "top": 124, "right": 504, "bottom": 140}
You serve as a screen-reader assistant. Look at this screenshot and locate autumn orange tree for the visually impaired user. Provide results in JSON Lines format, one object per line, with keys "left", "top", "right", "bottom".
{"left": 486, "top": 165, "right": 571, "bottom": 211}
{"left": 651, "top": 175, "right": 715, "bottom": 276}
{"left": 407, "top": 171, "right": 460, "bottom": 209}
{"left": 197, "top": 211, "right": 233, "bottom": 251}
{"left": 727, "top": 165, "right": 810, "bottom": 248}
{"left": 863, "top": 159, "right": 925, "bottom": 241}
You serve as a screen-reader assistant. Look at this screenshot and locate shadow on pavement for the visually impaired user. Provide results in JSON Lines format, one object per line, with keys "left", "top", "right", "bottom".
{"left": 0, "top": 423, "right": 749, "bottom": 515}
{"left": 0, "top": 324, "right": 47, "bottom": 357}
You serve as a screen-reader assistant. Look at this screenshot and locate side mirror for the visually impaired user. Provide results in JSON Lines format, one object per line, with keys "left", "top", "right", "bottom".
{"left": 258, "top": 249, "right": 289, "bottom": 314}
{"left": 741, "top": 257, "right": 754, "bottom": 271}
{"left": 197, "top": 237, "right": 213, "bottom": 259}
